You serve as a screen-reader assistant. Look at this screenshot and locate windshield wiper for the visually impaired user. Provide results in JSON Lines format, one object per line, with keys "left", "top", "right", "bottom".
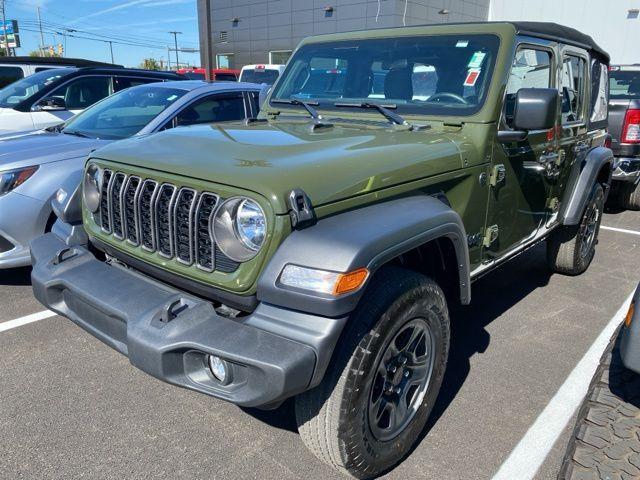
{"left": 271, "top": 99, "right": 332, "bottom": 129}
{"left": 272, "top": 99, "right": 322, "bottom": 119}
{"left": 334, "top": 102, "right": 409, "bottom": 126}
{"left": 62, "top": 129, "right": 91, "bottom": 138}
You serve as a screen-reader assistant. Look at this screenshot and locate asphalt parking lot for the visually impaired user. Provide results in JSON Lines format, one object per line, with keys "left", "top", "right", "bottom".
{"left": 0, "top": 209, "right": 638, "bottom": 480}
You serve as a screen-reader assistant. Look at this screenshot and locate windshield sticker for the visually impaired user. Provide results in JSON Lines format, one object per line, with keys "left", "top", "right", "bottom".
{"left": 456, "top": 40, "right": 469, "bottom": 48}
{"left": 166, "top": 95, "right": 179, "bottom": 101}
{"left": 464, "top": 69, "right": 481, "bottom": 87}
{"left": 468, "top": 51, "right": 486, "bottom": 69}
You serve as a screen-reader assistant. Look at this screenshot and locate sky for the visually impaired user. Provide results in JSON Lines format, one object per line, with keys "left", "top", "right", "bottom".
{"left": 4, "top": 0, "right": 200, "bottom": 68}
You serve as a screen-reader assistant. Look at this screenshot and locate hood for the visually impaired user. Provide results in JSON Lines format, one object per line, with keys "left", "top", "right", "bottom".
{"left": 93, "top": 121, "right": 464, "bottom": 214}
{"left": 0, "top": 130, "right": 110, "bottom": 171}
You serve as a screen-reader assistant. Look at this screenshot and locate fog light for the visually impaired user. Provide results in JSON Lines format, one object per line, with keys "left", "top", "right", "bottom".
{"left": 208, "top": 355, "right": 228, "bottom": 383}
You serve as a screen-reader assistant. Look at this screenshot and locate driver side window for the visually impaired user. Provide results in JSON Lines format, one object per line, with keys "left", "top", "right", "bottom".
{"left": 504, "top": 48, "right": 552, "bottom": 129}
{"left": 45, "top": 76, "right": 113, "bottom": 110}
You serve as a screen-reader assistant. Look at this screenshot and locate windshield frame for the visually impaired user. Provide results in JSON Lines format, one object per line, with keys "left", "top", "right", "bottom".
{"left": 0, "top": 67, "right": 74, "bottom": 110}
{"left": 269, "top": 33, "right": 501, "bottom": 118}
{"left": 60, "top": 84, "right": 189, "bottom": 140}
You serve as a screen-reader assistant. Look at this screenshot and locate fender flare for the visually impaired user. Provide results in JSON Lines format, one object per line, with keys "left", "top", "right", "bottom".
{"left": 560, "top": 146, "right": 613, "bottom": 226}
{"left": 257, "top": 195, "right": 471, "bottom": 318}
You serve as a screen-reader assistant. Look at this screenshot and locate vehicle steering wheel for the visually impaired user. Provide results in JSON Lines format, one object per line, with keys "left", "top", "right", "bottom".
{"left": 426, "top": 92, "right": 469, "bottom": 104}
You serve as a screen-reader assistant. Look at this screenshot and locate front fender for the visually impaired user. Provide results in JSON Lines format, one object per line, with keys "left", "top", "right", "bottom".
{"left": 257, "top": 196, "right": 470, "bottom": 318}
{"left": 560, "top": 146, "right": 613, "bottom": 225}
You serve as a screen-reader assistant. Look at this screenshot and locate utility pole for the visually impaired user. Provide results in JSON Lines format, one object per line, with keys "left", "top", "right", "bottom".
{"left": 1, "top": 0, "right": 9, "bottom": 57}
{"left": 167, "top": 45, "right": 171, "bottom": 70}
{"left": 108, "top": 40, "right": 114, "bottom": 64}
{"left": 37, "top": 6, "right": 45, "bottom": 56}
{"left": 203, "top": 0, "right": 213, "bottom": 82}
{"left": 169, "top": 31, "right": 181, "bottom": 68}
{"left": 63, "top": 29, "right": 76, "bottom": 57}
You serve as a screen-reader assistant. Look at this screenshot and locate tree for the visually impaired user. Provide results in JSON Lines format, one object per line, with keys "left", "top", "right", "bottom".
{"left": 140, "top": 58, "right": 161, "bottom": 70}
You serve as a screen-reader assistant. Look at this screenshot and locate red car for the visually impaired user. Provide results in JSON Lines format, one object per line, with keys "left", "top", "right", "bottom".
{"left": 176, "top": 68, "right": 240, "bottom": 81}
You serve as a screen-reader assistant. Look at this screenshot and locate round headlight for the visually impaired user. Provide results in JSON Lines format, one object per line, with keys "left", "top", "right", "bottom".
{"left": 212, "top": 197, "right": 266, "bottom": 263}
{"left": 83, "top": 163, "right": 101, "bottom": 213}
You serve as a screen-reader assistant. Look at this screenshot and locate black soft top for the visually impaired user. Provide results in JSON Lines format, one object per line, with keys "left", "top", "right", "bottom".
{"left": 512, "top": 22, "right": 609, "bottom": 62}
{"left": 0, "top": 56, "right": 122, "bottom": 68}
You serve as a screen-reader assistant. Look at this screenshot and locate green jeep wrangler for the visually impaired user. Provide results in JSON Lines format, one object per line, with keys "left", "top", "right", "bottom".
{"left": 32, "top": 22, "right": 613, "bottom": 478}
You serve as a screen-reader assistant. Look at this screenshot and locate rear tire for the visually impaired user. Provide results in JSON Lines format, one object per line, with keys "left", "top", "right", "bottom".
{"left": 295, "top": 266, "right": 450, "bottom": 479}
{"left": 615, "top": 181, "right": 640, "bottom": 210}
{"left": 547, "top": 183, "right": 604, "bottom": 275}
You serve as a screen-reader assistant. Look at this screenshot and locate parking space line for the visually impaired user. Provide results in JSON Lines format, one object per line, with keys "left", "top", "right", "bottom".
{"left": 491, "top": 290, "right": 636, "bottom": 480}
{"left": 601, "top": 225, "right": 640, "bottom": 236}
{"left": 0, "top": 310, "right": 57, "bottom": 333}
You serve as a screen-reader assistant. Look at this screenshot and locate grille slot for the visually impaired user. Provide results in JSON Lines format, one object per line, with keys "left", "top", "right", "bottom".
{"left": 123, "top": 176, "right": 141, "bottom": 245}
{"left": 99, "top": 169, "right": 113, "bottom": 232}
{"left": 138, "top": 180, "right": 158, "bottom": 251}
{"left": 95, "top": 171, "right": 239, "bottom": 274}
{"left": 195, "top": 193, "right": 218, "bottom": 271}
{"left": 111, "top": 173, "right": 126, "bottom": 239}
{"left": 174, "top": 188, "right": 197, "bottom": 264}
{"left": 155, "top": 184, "right": 177, "bottom": 258}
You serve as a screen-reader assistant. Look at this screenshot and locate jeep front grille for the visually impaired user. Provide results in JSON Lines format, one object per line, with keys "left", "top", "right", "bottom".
{"left": 96, "top": 169, "right": 239, "bottom": 273}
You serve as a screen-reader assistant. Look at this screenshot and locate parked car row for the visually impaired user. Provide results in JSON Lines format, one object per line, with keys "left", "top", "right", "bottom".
{"left": 0, "top": 20, "right": 639, "bottom": 479}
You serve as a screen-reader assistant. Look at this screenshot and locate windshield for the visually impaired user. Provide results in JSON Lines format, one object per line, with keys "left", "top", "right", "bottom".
{"left": 241, "top": 68, "right": 280, "bottom": 85}
{"left": 0, "top": 68, "right": 73, "bottom": 108}
{"left": 270, "top": 34, "right": 499, "bottom": 116}
{"left": 62, "top": 85, "right": 187, "bottom": 140}
{"left": 610, "top": 69, "right": 640, "bottom": 99}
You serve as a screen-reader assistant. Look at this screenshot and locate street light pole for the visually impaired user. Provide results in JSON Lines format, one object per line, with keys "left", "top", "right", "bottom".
{"left": 37, "top": 6, "right": 45, "bottom": 56}
{"left": 169, "top": 31, "right": 181, "bottom": 68}
{"left": 1, "top": 0, "right": 9, "bottom": 57}
{"left": 203, "top": 0, "right": 213, "bottom": 82}
{"left": 108, "top": 40, "right": 114, "bottom": 64}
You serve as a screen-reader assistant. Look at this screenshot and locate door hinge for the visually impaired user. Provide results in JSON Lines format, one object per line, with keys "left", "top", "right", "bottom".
{"left": 483, "top": 225, "right": 499, "bottom": 247}
{"left": 489, "top": 164, "right": 506, "bottom": 187}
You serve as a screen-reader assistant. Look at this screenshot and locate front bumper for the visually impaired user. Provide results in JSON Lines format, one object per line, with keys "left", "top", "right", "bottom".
{"left": 31, "top": 233, "right": 346, "bottom": 407}
{"left": 620, "top": 285, "right": 640, "bottom": 374}
{"left": 612, "top": 157, "right": 640, "bottom": 183}
{"left": 0, "top": 191, "right": 48, "bottom": 268}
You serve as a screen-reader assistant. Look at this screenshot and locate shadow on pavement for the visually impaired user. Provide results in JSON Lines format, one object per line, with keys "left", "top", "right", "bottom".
{"left": 0, "top": 267, "right": 32, "bottom": 287}
{"left": 243, "top": 243, "right": 553, "bottom": 442}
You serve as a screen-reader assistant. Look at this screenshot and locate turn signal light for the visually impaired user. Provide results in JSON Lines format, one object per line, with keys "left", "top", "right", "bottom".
{"left": 334, "top": 268, "right": 369, "bottom": 295}
{"left": 625, "top": 302, "right": 636, "bottom": 328}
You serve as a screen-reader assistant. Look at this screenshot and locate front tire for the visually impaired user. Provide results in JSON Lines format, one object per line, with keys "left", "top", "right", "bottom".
{"left": 295, "top": 266, "right": 450, "bottom": 479}
{"left": 547, "top": 183, "right": 604, "bottom": 275}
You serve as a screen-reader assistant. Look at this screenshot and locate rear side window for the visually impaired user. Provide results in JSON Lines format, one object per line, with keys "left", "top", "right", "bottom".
{"left": 561, "top": 55, "right": 587, "bottom": 123}
{"left": 609, "top": 69, "right": 640, "bottom": 99}
{"left": 0, "top": 66, "right": 23, "bottom": 88}
{"left": 113, "top": 77, "right": 161, "bottom": 92}
{"left": 503, "top": 48, "right": 552, "bottom": 129}
{"left": 174, "top": 92, "right": 246, "bottom": 127}
{"left": 590, "top": 60, "right": 608, "bottom": 125}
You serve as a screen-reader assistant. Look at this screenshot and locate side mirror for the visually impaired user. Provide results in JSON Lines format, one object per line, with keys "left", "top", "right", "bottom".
{"left": 498, "top": 88, "right": 559, "bottom": 142}
{"left": 35, "top": 97, "right": 67, "bottom": 112}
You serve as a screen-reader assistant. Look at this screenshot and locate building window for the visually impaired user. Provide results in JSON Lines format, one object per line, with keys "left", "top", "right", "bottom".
{"left": 216, "top": 54, "right": 234, "bottom": 69}
{"left": 219, "top": 31, "right": 228, "bottom": 43}
{"left": 269, "top": 50, "right": 292, "bottom": 65}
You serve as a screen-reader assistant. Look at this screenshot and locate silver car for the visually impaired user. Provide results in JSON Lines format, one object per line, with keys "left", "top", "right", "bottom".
{"left": 0, "top": 80, "right": 262, "bottom": 268}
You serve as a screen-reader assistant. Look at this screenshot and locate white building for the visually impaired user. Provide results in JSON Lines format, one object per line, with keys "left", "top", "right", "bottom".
{"left": 489, "top": 0, "right": 640, "bottom": 64}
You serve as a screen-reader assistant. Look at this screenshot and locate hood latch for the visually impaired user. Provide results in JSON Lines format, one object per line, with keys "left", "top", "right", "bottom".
{"left": 288, "top": 188, "right": 317, "bottom": 230}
